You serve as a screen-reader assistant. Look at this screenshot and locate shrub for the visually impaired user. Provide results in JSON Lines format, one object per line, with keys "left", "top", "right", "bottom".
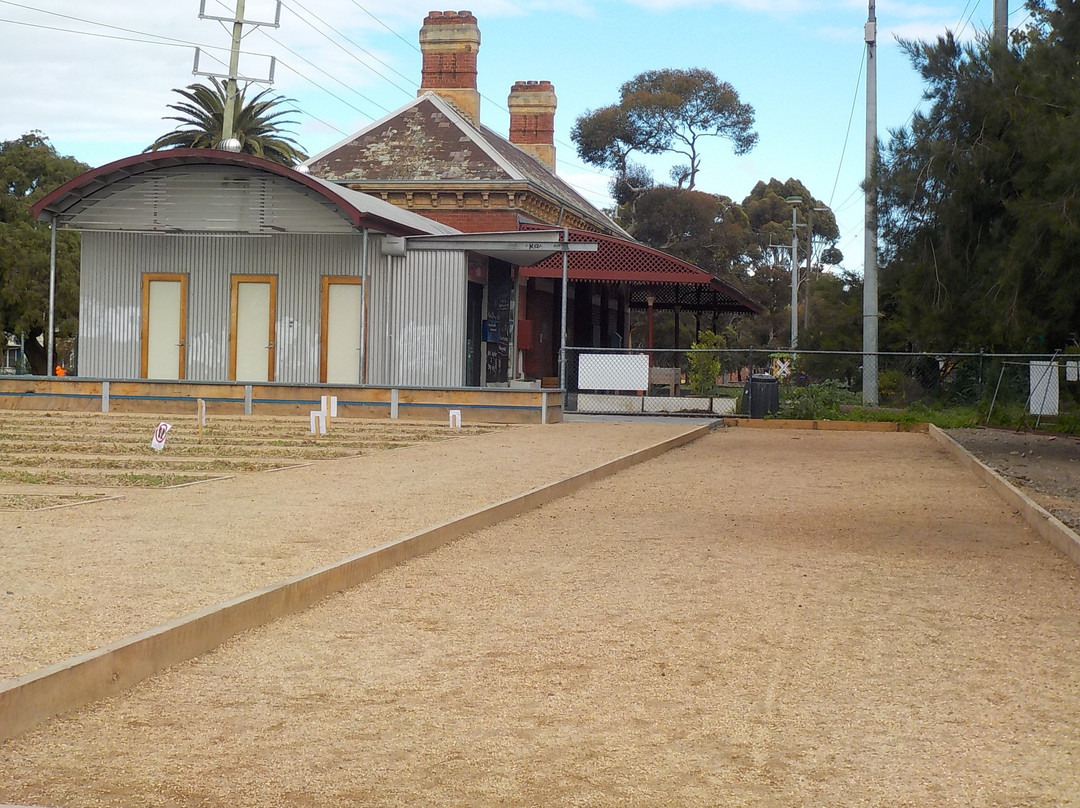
{"left": 778, "top": 380, "right": 859, "bottom": 420}
{"left": 687, "top": 330, "right": 726, "bottom": 396}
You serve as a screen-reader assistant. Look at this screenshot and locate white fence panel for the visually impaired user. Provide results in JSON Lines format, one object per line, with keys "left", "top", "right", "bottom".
{"left": 578, "top": 353, "right": 649, "bottom": 391}
{"left": 1029, "top": 361, "right": 1059, "bottom": 416}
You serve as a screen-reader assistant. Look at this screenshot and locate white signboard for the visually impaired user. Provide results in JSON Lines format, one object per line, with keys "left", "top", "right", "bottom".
{"left": 150, "top": 422, "right": 172, "bottom": 451}
{"left": 1029, "top": 361, "right": 1059, "bottom": 416}
{"left": 578, "top": 353, "right": 649, "bottom": 392}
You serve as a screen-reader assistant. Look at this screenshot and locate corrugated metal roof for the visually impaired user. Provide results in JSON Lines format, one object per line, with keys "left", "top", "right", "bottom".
{"left": 32, "top": 149, "right": 458, "bottom": 237}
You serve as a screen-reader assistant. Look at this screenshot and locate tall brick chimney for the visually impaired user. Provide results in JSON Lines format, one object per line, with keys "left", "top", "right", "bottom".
{"left": 508, "top": 80, "right": 557, "bottom": 171}
{"left": 418, "top": 10, "right": 481, "bottom": 124}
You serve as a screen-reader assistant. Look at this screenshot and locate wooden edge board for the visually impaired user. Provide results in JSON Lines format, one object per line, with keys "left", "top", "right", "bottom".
{"left": 721, "top": 418, "right": 928, "bottom": 432}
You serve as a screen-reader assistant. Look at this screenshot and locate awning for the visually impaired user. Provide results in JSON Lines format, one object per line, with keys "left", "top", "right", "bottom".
{"left": 519, "top": 226, "right": 763, "bottom": 315}
{"left": 397, "top": 230, "right": 596, "bottom": 266}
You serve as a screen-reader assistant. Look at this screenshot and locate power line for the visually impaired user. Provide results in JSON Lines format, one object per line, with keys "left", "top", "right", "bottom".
{"left": 956, "top": 0, "right": 985, "bottom": 40}
{"left": 0, "top": 7, "right": 364, "bottom": 142}
{"left": 954, "top": 0, "right": 980, "bottom": 32}
{"left": 0, "top": 3, "right": 229, "bottom": 53}
{"left": 273, "top": 59, "right": 375, "bottom": 127}
{"left": 0, "top": 2, "right": 631, "bottom": 210}
{"left": 251, "top": 25, "right": 393, "bottom": 117}
{"left": 279, "top": 0, "right": 417, "bottom": 95}
{"left": 828, "top": 44, "right": 866, "bottom": 208}
{"left": 347, "top": 0, "right": 420, "bottom": 52}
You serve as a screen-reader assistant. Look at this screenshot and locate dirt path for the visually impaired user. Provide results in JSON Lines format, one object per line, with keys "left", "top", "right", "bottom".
{"left": 0, "top": 419, "right": 691, "bottom": 681}
{"left": 3, "top": 428, "right": 1079, "bottom": 807}
{"left": 950, "top": 426, "right": 1080, "bottom": 531}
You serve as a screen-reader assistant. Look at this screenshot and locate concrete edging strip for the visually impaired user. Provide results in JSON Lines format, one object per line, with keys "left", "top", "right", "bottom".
{"left": 0, "top": 423, "right": 712, "bottom": 744}
{"left": 929, "top": 424, "right": 1080, "bottom": 566}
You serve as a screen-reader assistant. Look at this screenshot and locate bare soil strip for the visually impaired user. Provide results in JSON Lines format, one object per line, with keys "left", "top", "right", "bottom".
{"left": 2, "top": 428, "right": 1079, "bottom": 807}
{"left": 0, "top": 412, "right": 501, "bottom": 509}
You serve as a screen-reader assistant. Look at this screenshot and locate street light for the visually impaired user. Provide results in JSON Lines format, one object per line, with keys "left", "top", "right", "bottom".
{"left": 785, "top": 196, "right": 802, "bottom": 349}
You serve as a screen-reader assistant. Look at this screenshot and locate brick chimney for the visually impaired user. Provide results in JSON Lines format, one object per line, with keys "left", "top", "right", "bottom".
{"left": 508, "top": 80, "right": 557, "bottom": 172}
{"left": 418, "top": 10, "right": 481, "bottom": 124}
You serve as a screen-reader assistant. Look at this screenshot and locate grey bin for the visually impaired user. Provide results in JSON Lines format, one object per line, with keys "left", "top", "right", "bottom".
{"left": 742, "top": 374, "right": 780, "bottom": 419}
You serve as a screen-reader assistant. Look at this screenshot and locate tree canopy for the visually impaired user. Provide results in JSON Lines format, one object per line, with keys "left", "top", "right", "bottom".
{"left": 146, "top": 78, "right": 308, "bottom": 165}
{"left": 612, "top": 175, "right": 847, "bottom": 350}
{"left": 0, "top": 133, "right": 87, "bottom": 373}
{"left": 571, "top": 67, "right": 757, "bottom": 192}
{"left": 875, "top": 0, "right": 1080, "bottom": 352}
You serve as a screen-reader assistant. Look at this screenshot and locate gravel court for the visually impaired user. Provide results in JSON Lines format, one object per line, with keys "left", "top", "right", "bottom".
{"left": 0, "top": 420, "right": 691, "bottom": 681}
{"left": 3, "top": 429, "right": 1080, "bottom": 807}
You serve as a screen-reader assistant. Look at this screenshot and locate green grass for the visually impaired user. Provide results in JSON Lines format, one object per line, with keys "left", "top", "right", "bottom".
{"left": 775, "top": 381, "right": 1080, "bottom": 434}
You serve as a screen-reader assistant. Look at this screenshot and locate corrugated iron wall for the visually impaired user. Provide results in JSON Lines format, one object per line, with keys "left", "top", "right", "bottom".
{"left": 367, "top": 250, "right": 466, "bottom": 388}
{"left": 80, "top": 232, "right": 366, "bottom": 381}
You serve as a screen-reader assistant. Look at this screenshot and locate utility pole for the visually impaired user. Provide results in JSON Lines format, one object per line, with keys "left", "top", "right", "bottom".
{"left": 194, "top": 0, "right": 281, "bottom": 149}
{"left": 786, "top": 196, "right": 802, "bottom": 350}
{"left": 804, "top": 206, "right": 828, "bottom": 335}
{"left": 994, "top": 0, "right": 1008, "bottom": 45}
{"left": 863, "top": 0, "right": 879, "bottom": 405}
{"left": 222, "top": 0, "right": 246, "bottom": 144}
{"left": 804, "top": 208, "right": 814, "bottom": 335}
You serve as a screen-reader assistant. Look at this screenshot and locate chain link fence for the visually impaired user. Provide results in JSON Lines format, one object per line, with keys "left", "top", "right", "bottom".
{"left": 563, "top": 347, "right": 1080, "bottom": 426}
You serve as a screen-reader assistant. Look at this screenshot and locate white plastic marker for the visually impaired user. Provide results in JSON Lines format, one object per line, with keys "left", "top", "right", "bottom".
{"left": 449, "top": 409, "right": 462, "bottom": 429}
{"left": 310, "top": 395, "right": 337, "bottom": 435}
{"left": 151, "top": 422, "right": 172, "bottom": 451}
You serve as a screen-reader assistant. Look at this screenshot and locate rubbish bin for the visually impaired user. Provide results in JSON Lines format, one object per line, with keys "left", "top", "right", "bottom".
{"left": 742, "top": 373, "right": 779, "bottom": 419}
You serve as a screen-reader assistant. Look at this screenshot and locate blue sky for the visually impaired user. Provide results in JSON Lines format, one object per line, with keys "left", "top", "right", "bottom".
{"left": 0, "top": 0, "right": 1025, "bottom": 276}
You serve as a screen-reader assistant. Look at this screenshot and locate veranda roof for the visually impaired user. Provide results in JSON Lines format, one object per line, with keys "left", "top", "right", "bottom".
{"left": 519, "top": 227, "right": 764, "bottom": 315}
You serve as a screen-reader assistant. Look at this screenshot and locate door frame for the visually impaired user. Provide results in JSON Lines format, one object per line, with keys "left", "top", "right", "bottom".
{"left": 140, "top": 273, "right": 188, "bottom": 379}
{"left": 228, "top": 274, "right": 277, "bottom": 382}
{"left": 319, "top": 276, "right": 367, "bottom": 384}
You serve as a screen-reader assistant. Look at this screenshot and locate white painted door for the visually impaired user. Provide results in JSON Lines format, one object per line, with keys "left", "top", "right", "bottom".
{"left": 142, "top": 275, "right": 186, "bottom": 379}
{"left": 324, "top": 281, "right": 364, "bottom": 384}
{"left": 231, "top": 277, "right": 276, "bottom": 382}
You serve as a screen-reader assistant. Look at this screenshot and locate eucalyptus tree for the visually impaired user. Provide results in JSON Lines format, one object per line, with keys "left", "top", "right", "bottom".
{"left": 572, "top": 67, "right": 757, "bottom": 192}
{"left": 0, "top": 133, "right": 87, "bottom": 373}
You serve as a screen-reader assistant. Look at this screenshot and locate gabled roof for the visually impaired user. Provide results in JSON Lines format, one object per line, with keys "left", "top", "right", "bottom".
{"left": 305, "top": 93, "right": 629, "bottom": 238}
{"left": 32, "top": 149, "right": 457, "bottom": 237}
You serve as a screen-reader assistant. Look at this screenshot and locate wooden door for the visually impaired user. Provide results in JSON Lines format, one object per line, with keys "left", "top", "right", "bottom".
{"left": 140, "top": 274, "right": 187, "bottom": 379}
{"left": 320, "top": 277, "right": 365, "bottom": 384}
{"left": 229, "top": 275, "right": 276, "bottom": 382}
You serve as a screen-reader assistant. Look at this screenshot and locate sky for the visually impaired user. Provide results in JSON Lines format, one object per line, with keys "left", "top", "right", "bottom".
{"left": 0, "top": 0, "right": 1027, "bottom": 277}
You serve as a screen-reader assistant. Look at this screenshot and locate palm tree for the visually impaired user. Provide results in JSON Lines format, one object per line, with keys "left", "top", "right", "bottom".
{"left": 146, "top": 78, "right": 308, "bottom": 165}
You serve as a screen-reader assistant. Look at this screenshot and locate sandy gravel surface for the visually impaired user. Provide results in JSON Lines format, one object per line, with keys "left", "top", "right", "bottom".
{"left": 3, "top": 428, "right": 1079, "bottom": 807}
{"left": 0, "top": 420, "right": 692, "bottom": 681}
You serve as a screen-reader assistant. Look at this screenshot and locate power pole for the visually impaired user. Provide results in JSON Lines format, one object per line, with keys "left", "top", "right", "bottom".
{"left": 805, "top": 208, "right": 814, "bottom": 335}
{"left": 787, "top": 196, "right": 802, "bottom": 349}
{"left": 994, "top": 0, "right": 1008, "bottom": 45}
{"left": 194, "top": 0, "right": 281, "bottom": 149}
{"left": 222, "top": 0, "right": 246, "bottom": 144}
{"left": 863, "top": 0, "right": 879, "bottom": 406}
